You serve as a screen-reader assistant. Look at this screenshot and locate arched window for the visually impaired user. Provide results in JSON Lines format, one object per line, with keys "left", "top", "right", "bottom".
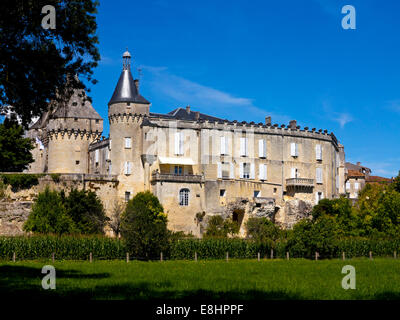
{"left": 179, "top": 188, "right": 190, "bottom": 206}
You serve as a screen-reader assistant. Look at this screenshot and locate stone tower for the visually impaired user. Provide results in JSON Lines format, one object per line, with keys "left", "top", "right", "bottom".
{"left": 47, "top": 88, "right": 103, "bottom": 173}
{"left": 108, "top": 50, "right": 151, "bottom": 199}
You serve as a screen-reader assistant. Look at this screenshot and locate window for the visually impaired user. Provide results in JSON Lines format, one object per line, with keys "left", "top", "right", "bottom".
{"left": 220, "top": 136, "right": 228, "bottom": 155}
{"left": 179, "top": 188, "right": 190, "bottom": 206}
{"left": 124, "top": 161, "right": 132, "bottom": 175}
{"left": 95, "top": 119, "right": 99, "bottom": 124}
{"left": 316, "top": 144, "right": 322, "bottom": 161}
{"left": 74, "top": 117, "right": 78, "bottom": 122}
{"left": 273, "top": 188, "right": 277, "bottom": 195}
{"left": 125, "top": 137, "right": 132, "bottom": 149}
{"left": 240, "top": 137, "right": 248, "bottom": 156}
{"left": 354, "top": 192, "right": 358, "bottom": 198}
{"left": 254, "top": 190, "right": 260, "bottom": 198}
{"left": 240, "top": 163, "right": 252, "bottom": 179}
{"left": 258, "top": 139, "right": 267, "bottom": 158}
{"left": 316, "top": 168, "right": 323, "bottom": 184}
{"left": 217, "top": 162, "right": 230, "bottom": 179}
{"left": 346, "top": 181, "right": 350, "bottom": 190}
{"left": 220, "top": 189, "right": 226, "bottom": 197}
{"left": 109, "top": 139, "right": 112, "bottom": 150}
{"left": 291, "top": 167, "right": 299, "bottom": 178}
{"left": 290, "top": 143, "right": 299, "bottom": 157}
{"left": 72, "top": 102, "right": 78, "bottom": 106}
{"left": 175, "top": 131, "right": 184, "bottom": 155}
{"left": 355, "top": 182, "right": 359, "bottom": 190}
{"left": 95, "top": 149, "right": 99, "bottom": 164}
{"left": 259, "top": 164, "right": 267, "bottom": 180}
{"left": 125, "top": 192, "right": 130, "bottom": 203}
{"left": 174, "top": 166, "right": 183, "bottom": 175}
{"left": 315, "top": 192, "right": 323, "bottom": 204}
{"left": 75, "top": 160, "right": 80, "bottom": 165}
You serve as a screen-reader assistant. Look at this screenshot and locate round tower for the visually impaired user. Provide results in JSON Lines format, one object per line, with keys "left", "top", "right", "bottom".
{"left": 108, "top": 50, "right": 151, "bottom": 198}
{"left": 47, "top": 88, "right": 103, "bottom": 173}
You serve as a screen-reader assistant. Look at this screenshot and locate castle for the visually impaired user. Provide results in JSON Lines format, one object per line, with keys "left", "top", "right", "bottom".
{"left": 26, "top": 50, "right": 346, "bottom": 236}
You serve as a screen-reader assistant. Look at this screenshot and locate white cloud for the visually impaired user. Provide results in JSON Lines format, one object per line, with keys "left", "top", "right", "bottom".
{"left": 333, "top": 113, "right": 353, "bottom": 128}
{"left": 141, "top": 65, "right": 290, "bottom": 123}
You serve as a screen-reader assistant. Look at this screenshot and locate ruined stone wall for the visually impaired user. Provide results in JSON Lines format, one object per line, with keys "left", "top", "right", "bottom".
{"left": 0, "top": 174, "right": 118, "bottom": 236}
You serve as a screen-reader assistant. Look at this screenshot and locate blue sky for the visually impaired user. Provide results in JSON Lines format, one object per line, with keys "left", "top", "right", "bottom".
{"left": 88, "top": 0, "right": 400, "bottom": 177}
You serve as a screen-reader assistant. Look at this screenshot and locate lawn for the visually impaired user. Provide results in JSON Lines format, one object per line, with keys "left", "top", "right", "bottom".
{"left": 1, "top": 258, "right": 400, "bottom": 300}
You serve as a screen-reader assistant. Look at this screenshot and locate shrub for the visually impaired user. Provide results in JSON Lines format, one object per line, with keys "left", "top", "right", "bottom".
{"left": 203, "top": 215, "right": 239, "bottom": 238}
{"left": 0, "top": 173, "right": 42, "bottom": 191}
{"left": 24, "top": 187, "right": 76, "bottom": 235}
{"left": 120, "top": 191, "right": 169, "bottom": 259}
{"left": 245, "top": 217, "right": 282, "bottom": 245}
{"left": 62, "top": 189, "right": 109, "bottom": 235}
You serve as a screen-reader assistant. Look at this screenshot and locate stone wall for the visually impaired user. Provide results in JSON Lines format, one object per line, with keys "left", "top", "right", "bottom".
{"left": 0, "top": 174, "right": 118, "bottom": 236}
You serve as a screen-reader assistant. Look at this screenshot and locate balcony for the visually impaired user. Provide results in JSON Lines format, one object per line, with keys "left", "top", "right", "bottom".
{"left": 151, "top": 172, "right": 205, "bottom": 184}
{"left": 286, "top": 178, "right": 314, "bottom": 188}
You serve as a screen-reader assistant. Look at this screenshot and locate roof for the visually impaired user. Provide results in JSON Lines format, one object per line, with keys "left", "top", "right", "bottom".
{"left": 149, "top": 107, "right": 222, "bottom": 121}
{"left": 366, "top": 176, "right": 393, "bottom": 183}
{"left": 347, "top": 169, "right": 365, "bottom": 178}
{"left": 345, "top": 162, "right": 371, "bottom": 173}
{"left": 52, "top": 89, "right": 102, "bottom": 120}
{"left": 108, "top": 69, "right": 150, "bottom": 105}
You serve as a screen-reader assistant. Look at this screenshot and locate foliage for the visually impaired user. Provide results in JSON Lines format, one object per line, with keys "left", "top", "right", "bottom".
{"left": 356, "top": 183, "right": 400, "bottom": 237}
{"left": 286, "top": 216, "right": 339, "bottom": 258}
{"left": 0, "top": 173, "right": 43, "bottom": 191}
{"left": 245, "top": 217, "right": 283, "bottom": 246}
{"left": 62, "top": 189, "right": 108, "bottom": 235}
{"left": 120, "top": 191, "right": 169, "bottom": 259}
{"left": 0, "top": 118, "right": 34, "bottom": 172}
{"left": 311, "top": 197, "right": 361, "bottom": 237}
{"left": 50, "top": 173, "right": 61, "bottom": 183}
{"left": 0, "top": 235, "right": 126, "bottom": 260}
{"left": 203, "top": 215, "right": 239, "bottom": 238}
{"left": 0, "top": 0, "right": 100, "bottom": 126}
{"left": 24, "top": 187, "right": 76, "bottom": 235}
{"left": 108, "top": 200, "right": 125, "bottom": 237}
{"left": 392, "top": 171, "right": 400, "bottom": 193}
{"left": 24, "top": 187, "right": 107, "bottom": 235}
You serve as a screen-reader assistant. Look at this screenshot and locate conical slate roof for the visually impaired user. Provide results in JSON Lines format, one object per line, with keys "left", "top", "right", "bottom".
{"left": 52, "top": 89, "right": 102, "bottom": 120}
{"left": 108, "top": 68, "right": 150, "bottom": 105}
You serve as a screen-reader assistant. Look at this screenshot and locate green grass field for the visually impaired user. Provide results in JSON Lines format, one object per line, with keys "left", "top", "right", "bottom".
{"left": 1, "top": 258, "right": 400, "bottom": 300}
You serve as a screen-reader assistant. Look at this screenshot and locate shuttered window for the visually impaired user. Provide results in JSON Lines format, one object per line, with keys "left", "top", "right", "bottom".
{"left": 316, "top": 167, "right": 323, "bottom": 184}
{"left": 124, "top": 161, "right": 132, "bottom": 175}
{"left": 240, "top": 137, "right": 248, "bottom": 156}
{"left": 175, "top": 132, "right": 184, "bottom": 155}
{"left": 125, "top": 137, "right": 131, "bottom": 149}
{"left": 290, "top": 143, "right": 299, "bottom": 157}
{"left": 95, "top": 149, "right": 99, "bottom": 163}
{"left": 259, "top": 164, "right": 267, "bottom": 180}
{"left": 259, "top": 139, "right": 267, "bottom": 158}
{"left": 316, "top": 144, "right": 322, "bottom": 160}
{"left": 220, "top": 136, "right": 228, "bottom": 155}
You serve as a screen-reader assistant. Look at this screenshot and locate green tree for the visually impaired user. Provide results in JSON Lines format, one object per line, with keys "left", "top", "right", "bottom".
{"left": 120, "top": 191, "right": 169, "bottom": 259}
{"left": 62, "top": 189, "right": 108, "bottom": 235}
{"left": 0, "top": 117, "right": 34, "bottom": 171}
{"left": 245, "top": 217, "right": 282, "bottom": 243}
{"left": 287, "top": 216, "right": 339, "bottom": 258}
{"left": 24, "top": 187, "right": 75, "bottom": 234}
{"left": 390, "top": 171, "right": 400, "bottom": 193}
{"left": 203, "top": 215, "right": 239, "bottom": 238}
{"left": 0, "top": 0, "right": 100, "bottom": 126}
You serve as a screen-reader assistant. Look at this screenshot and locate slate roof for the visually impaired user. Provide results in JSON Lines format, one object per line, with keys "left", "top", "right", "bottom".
{"left": 108, "top": 69, "right": 150, "bottom": 105}
{"left": 149, "top": 107, "right": 222, "bottom": 121}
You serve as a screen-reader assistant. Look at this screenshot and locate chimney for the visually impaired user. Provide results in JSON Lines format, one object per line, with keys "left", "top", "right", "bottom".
{"left": 195, "top": 111, "right": 200, "bottom": 120}
{"left": 134, "top": 79, "right": 139, "bottom": 91}
{"left": 289, "top": 120, "right": 297, "bottom": 129}
{"left": 186, "top": 105, "right": 191, "bottom": 114}
{"left": 265, "top": 116, "right": 271, "bottom": 125}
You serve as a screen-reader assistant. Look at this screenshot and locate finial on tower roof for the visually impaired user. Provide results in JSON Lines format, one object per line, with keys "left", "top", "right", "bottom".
{"left": 122, "top": 48, "right": 131, "bottom": 70}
